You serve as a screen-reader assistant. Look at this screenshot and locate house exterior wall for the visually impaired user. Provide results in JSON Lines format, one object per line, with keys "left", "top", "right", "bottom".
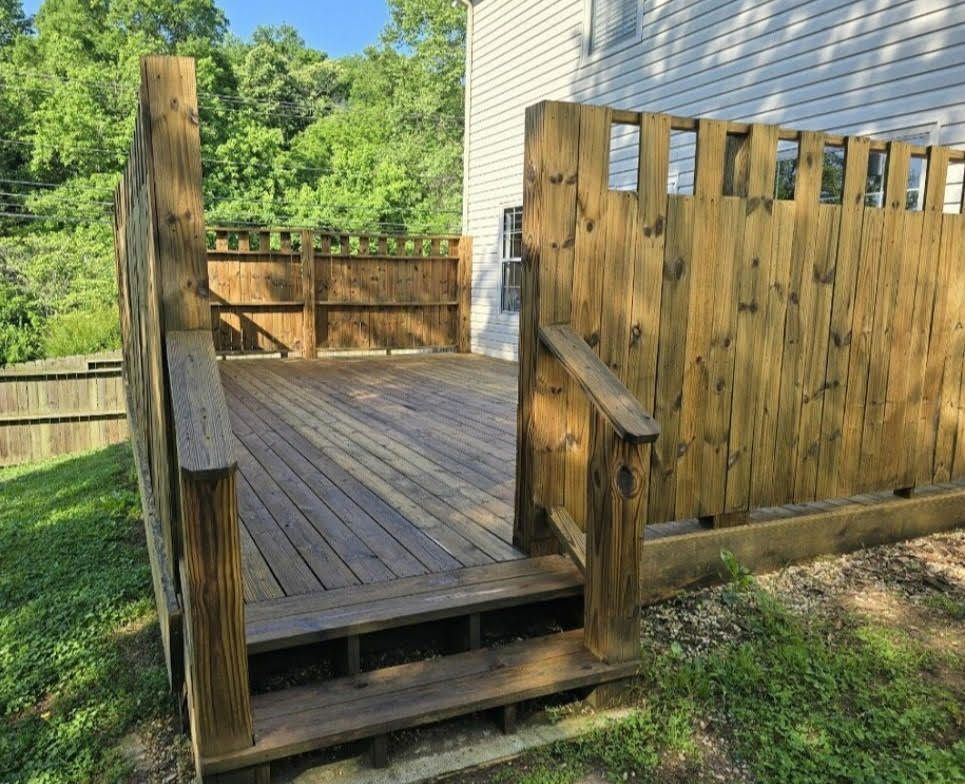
{"left": 463, "top": 0, "right": 965, "bottom": 360}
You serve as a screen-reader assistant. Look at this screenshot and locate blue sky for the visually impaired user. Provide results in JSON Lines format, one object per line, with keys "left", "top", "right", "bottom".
{"left": 22, "top": 0, "right": 391, "bottom": 57}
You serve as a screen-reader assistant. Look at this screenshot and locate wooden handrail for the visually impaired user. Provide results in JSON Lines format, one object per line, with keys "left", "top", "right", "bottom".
{"left": 167, "top": 330, "right": 253, "bottom": 759}
{"left": 538, "top": 323, "right": 660, "bottom": 444}
{"left": 168, "top": 331, "right": 235, "bottom": 479}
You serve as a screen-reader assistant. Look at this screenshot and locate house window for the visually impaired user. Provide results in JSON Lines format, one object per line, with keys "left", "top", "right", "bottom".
{"left": 500, "top": 206, "right": 522, "bottom": 314}
{"left": 589, "top": 0, "right": 641, "bottom": 53}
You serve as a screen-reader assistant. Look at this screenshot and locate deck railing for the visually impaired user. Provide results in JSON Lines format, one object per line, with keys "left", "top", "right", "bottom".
{"left": 114, "top": 56, "right": 255, "bottom": 778}
{"left": 206, "top": 227, "right": 472, "bottom": 355}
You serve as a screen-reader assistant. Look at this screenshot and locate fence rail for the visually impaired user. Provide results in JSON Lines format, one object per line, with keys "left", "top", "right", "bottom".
{"left": 0, "top": 353, "right": 127, "bottom": 466}
{"left": 207, "top": 227, "right": 472, "bottom": 355}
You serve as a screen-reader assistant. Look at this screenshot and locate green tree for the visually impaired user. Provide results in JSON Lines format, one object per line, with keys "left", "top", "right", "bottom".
{"left": 0, "top": 264, "right": 45, "bottom": 366}
{"left": 0, "top": 0, "right": 468, "bottom": 358}
{"left": 0, "top": 0, "right": 29, "bottom": 48}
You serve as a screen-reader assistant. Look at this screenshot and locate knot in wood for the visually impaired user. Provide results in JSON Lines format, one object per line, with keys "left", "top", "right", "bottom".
{"left": 664, "top": 256, "right": 685, "bottom": 282}
{"left": 630, "top": 323, "right": 642, "bottom": 343}
{"left": 615, "top": 464, "right": 641, "bottom": 498}
{"left": 653, "top": 215, "right": 665, "bottom": 236}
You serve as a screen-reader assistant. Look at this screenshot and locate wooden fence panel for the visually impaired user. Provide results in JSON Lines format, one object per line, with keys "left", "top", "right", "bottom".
{"left": 206, "top": 230, "right": 468, "bottom": 354}
{"left": 113, "top": 57, "right": 184, "bottom": 689}
{"left": 0, "top": 358, "right": 127, "bottom": 467}
{"left": 208, "top": 229, "right": 304, "bottom": 353}
{"left": 518, "top": 101, "right": 965, "bottom": 547}
{"left": 115, "top": 56, "right": 256, "bottom": 777}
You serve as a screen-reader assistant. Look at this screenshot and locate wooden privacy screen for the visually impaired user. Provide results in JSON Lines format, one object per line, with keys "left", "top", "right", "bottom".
{"left": 517, "top": 101, "right": 965, "bottom": 546}
{"left": 115, "top": 56, "right": 254, "bottom": 773}
{"left": 113, "top": 57, "right": 186, "bottom": 687}
{"left": 207, "top": 228, "right": 472, "bottom": 354}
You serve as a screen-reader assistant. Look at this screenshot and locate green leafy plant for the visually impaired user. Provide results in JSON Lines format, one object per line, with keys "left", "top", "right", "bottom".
{"left": 720, "top": 547, "right": 754, "bottom": 593}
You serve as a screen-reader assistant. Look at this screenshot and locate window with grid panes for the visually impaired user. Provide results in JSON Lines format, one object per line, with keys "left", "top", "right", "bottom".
{"left": 500, "top": 206, "right": 522, "bottom": 313}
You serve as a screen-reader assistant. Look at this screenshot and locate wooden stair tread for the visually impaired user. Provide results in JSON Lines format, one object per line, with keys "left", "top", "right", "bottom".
{"left": 203, "top": 629, "right": 637, "bottom": 775}
{"left": 246, "top": 555, "right": 583, "bottom": 654}
{"left": 547, "top": 507, "right": 586, "bottom": 574}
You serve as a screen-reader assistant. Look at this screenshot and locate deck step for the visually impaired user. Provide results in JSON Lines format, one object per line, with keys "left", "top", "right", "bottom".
{"left": 245, "top": 555, "right": 583, "bottom": 654}
{"left": 202, "top": 629, "right": 636, "bottom": 775}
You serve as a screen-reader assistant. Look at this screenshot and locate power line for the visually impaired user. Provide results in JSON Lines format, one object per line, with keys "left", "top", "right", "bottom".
{"left": 0, "top": 138, "right": 461, "bottom": 183}
{"left": 0, "top": 207, "right": 112, "bottom": 225}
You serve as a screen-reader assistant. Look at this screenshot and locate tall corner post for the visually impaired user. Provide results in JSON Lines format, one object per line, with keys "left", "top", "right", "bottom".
{"left": 514, "top": 101, "right": 581, "bottom": 556}
{"left": 139, "top": 56, "right": 259, "bottom": 780}
{"left": 301, "top": 229, "right": 317, "bottom": 358}
{"left": 457, "top": 235, "right": 473, "bottom": 352}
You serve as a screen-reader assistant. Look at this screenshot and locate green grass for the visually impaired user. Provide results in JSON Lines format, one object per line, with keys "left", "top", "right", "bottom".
{"left": 493, "top": 582, "right": 964, "bottom": 784}
{"left": 0, "top": 444, "right": 171, "bottom": 784}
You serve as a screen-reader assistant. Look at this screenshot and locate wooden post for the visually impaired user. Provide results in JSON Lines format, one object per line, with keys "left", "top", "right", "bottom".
{"left": 515, "top": 101, "right": 581, "bottom": 556}
{"left": 584, "top": 412, "right": 646, "bottom": 664}
{"left": 168, "top": 332, "right": 256, "bottom": 780}
{"left": 141, "top": 57, "right": 213, "bottom": 333}
{"left": 301, "top": 229, "right": 317, "bottom": 358}
{"left": 457, "top": 236, "right": 473, "bottom": 352}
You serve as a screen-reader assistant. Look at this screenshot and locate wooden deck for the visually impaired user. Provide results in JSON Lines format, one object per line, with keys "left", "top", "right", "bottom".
{"left": 220, "top": 353, "right": 525, "bottom": 605}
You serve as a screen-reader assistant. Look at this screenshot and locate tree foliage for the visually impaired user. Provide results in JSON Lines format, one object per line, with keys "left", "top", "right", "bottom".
{"left": 0, "top": 0, "right": 465, "bottom": 362}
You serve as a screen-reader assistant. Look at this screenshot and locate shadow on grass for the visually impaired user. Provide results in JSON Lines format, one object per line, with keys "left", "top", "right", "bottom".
{"left": 0, "top": 443, "right": 177, "bottom": 784}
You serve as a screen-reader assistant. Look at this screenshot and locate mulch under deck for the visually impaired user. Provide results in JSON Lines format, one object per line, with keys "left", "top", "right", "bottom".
{"left": 220, "top": 353, "right": 524, "bottom": 606}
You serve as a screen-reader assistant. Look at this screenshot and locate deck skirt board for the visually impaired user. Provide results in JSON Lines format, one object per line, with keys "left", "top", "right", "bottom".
{"left": 245, "top": 555, "right": 583, "bottom": 654}
{"left": 202, "top": 630, "right": 636, "bottom": 775}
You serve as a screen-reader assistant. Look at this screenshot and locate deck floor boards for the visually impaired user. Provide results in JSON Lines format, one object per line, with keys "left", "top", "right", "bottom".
{"left": 220, "top": 354, "right": 524, "bottom": 603}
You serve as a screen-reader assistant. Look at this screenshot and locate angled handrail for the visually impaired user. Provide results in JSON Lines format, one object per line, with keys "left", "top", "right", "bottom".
{"left": 538, "top": 323, "right": 659, "bottom": 444}
{"left": 537, "top": 321, "right": 660, "bottom": 664}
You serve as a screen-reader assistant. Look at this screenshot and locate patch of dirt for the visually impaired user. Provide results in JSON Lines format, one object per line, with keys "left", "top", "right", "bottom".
{"left": 132, "top": 713, "right": 194, "bottom": 784}
{"left": 641, "top": 530, "right": 965, "bottom": 659}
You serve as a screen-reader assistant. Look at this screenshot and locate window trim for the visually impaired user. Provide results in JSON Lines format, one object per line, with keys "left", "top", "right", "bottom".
{"left": 499, "top": 205, "right": 523, "bottom": 315}
{"left": 581, "top": 0, "right": 643, "bottom": 64}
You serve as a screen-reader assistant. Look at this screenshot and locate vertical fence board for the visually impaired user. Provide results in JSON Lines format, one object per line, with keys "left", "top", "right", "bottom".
{"left": 675, "top": 119, "right": 727, "bottom": 519}
{"left": 516, "top": 101, "right": 581, "bottom": 555}
{"left": 649, "top": 197, "right": 694, "bottom": 521}
{"left": 725, "top": 124, "right": 778, "bottom": 513}
{"left": 565, "top": 104, "right": 611, "bottom": 531}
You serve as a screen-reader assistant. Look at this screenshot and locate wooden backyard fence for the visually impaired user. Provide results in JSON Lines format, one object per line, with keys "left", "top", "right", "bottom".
{"left": 207, "top": 227, "right": 472, "bottom": 355}
{"left": 517, "top": 102, "right": 965, "bottom": 630}
{"left": 0, "top": 353, "right": 127, "bottom": 466}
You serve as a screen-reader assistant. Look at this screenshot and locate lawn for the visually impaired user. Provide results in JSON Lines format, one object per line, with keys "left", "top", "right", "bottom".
{"left": 482, "top": 536, "right": 965, "bottom": 784}
{"left": 1, "top": 444, "right": 962, "bottom": 784}
{"left": 0, "top": 444, "right": 188, "bottom": 784}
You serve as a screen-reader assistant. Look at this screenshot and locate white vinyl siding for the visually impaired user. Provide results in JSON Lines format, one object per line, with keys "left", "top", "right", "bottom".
{"left": 464, "top": 0, "right": 965, "bottom": 360}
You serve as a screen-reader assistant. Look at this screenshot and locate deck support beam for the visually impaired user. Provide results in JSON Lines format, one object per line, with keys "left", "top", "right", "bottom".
{"left": 370, "top": 735, "right": 389, "bottom": 769}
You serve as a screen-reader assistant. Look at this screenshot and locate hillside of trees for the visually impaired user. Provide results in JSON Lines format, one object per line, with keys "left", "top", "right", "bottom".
{"left": 0, "top": 0, "right": 465, "bottom": 365}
